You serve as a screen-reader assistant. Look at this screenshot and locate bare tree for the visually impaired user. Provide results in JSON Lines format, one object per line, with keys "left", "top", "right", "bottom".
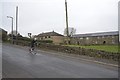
{"left": 64, "top": 27, "right": 76, "bottom": 37}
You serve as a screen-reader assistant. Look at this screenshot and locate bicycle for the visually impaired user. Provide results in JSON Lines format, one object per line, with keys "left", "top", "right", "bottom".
{"left": 29, "top": 47, "right": 37, "bottom": 55}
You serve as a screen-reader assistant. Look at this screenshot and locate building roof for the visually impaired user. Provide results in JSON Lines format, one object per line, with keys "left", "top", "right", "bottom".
{"left": 37, "top": 31, "right": 63, "bottom": 37}
{"left": 73, "top": 31, "right": 119, "bottom": 38}
{"left": 0, "top": 28, "right": 7, "bottom": 33}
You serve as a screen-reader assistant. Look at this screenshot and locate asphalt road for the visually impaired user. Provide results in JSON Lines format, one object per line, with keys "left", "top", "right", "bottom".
{"left": 2, "top": 44, "right": 118, "bottom": 78}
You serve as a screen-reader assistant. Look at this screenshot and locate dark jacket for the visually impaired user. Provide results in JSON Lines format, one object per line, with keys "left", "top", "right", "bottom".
{"left": 31, "top": 40, "right": 36, "bottom": 47}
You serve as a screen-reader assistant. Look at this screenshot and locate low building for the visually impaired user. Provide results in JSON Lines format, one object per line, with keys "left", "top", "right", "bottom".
{"left": 8, "top": 30, "right": 22, "bottom": 40}
{"left": 71, "top": 31, "right": 119, "bottom": 45}
{"left": 0, "top": 28, "right": 7, "bottom": 41}
{"left": 35, "top": 31, "right": 64, "bottom": 45}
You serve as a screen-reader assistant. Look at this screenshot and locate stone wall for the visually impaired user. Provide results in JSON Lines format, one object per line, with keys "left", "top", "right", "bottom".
{"left": 38, "top": 43, "right": 119, "bottom": 61}
{"left": 12, "top": 40, "right": 119, "bottom": 61}
{"left": 51, "top": 36, "right": 64, "bottom": 45}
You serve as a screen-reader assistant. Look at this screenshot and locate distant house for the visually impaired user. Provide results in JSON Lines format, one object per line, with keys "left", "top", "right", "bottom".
{"left": 8, "top": 30, "right": 22, "bottom": 40}
{"left": 0, "top": 28, "right": 8, "bottom": 41}
{"left": 71, "top": 31, "right": 119, "bottom": 45}
{"left": 35, "top": 31, "right": 64, "bottom": 45}
{"left": 9, "top": 30, "right": 22, "bottom": 36}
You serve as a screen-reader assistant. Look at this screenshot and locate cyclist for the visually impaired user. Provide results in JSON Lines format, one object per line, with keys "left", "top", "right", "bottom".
{"left": 29, "top": 38, "right": 37, "bottom": 54}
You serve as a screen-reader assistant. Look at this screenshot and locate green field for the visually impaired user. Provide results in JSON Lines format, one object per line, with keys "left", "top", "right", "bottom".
{"left": 64, "top": 45, "right": 119, "bottom": 53}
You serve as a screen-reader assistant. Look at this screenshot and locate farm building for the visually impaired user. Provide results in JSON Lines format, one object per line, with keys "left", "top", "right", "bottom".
{"left": 71, "top": 31, "right": 119, "bottom": 45}
{"left": 34, "top": 31, "right": 64, "bottom": 45}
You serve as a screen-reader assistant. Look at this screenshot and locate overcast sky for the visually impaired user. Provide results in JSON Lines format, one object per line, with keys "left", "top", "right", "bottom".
{"left": 1, "top": 0, "right": 119, "bottom": 37}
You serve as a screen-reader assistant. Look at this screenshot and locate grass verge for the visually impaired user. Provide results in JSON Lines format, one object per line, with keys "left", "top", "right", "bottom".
{"left": 63, "top": 45, "right": 119, "bottom": 53}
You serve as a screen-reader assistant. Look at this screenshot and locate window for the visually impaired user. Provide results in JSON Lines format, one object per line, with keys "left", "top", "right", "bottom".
{"left": 86, "top": 37, "right": 89, "bottom": 40}
{"left": 77, "top": 41, "right": 79, "bottom": 45}
{"left": 45, "top": 36, "right": 47, "bottom": 38}
{"left": 112, "top": 40, "right": 115, "bottom": 44}
{"left": 95, "top": 41, "right": 98, "bottom": 44}
{"left": 41, "top": 37, "right": 43, "bottom": 40}
{"left": 103, "top": 41, "right": 106, "bottom": 44}
{"left": 48, "top": 36, "right": 51, "bottom": 38}
{"left": 97, "top": 37, "right": 100, "bottom": 39}
{"left": 102, "top": 36, "right": 104, "bottom": 38}
{"left": 112, "top": 36, "right": 114, "bottom": 38}
{"left": 80, "top": 37, "right": 83, "bottom": 40}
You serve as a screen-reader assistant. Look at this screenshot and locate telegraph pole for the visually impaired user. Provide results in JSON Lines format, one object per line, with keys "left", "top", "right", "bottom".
{"left": 16, "top": 6, "right": 18, "bottom": 44}
{"left": 65, "top": 0, "right": 69, "bottom": 37}
{"left": 65, "top": 0, "right": 70, "bottom": 44}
